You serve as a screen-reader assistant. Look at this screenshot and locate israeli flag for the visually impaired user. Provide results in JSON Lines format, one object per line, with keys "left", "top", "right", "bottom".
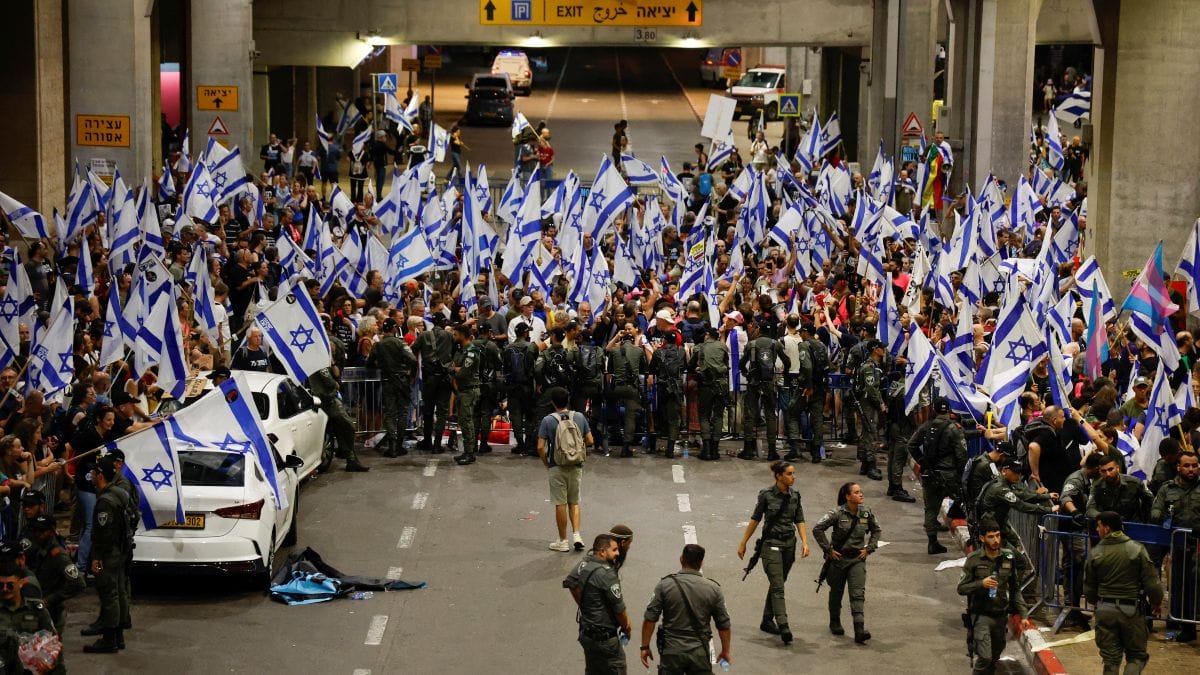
{"left": 1044, "top": 113, "right": 1065, "bottom": 172}
{"left": 75, "top": 229, "right": 94, "bottom": 296}
{"left": 182, "top": 160, "right": 218, "bottom": 223}
{"left": 137, "top": 283, "right": 189, "bottom": 399}
{"left": 904, "top": 323, "right": 935, "bottom": 414}
{"left": 329, "top": 186, "right": 355, "bottom": 224}
{"left": 157, "top": 161, "right": 176, "bottom": 202}
{"left": 99, "top": 283, "right": 126, "bottom": 368}
{"left": 1045, "top": 328, "right": 1072, "bottom": 408}
{"left": 430, "top": 123, "right": 450, "bottom": 163}
{"left": 389, "top": 224, "right": 436, "bottom": 285}
{"left": 335, "top": 100, "right": 363, "bottom": 136}
{"left": 583, "top": 154, "right": 635, "bottom": 242}
{"left": 1176, "top": 217, "right": 1200, "bottom": 315}
{"left": 0, "top": 191, "right": 51, "bottom": 239}
{"left": 982, "top": 292, "right": 1047, "bottom": 429}
{"left": 188, "top": 245, "right": 219, "bottom": 335}
{"left": 400, "top": 92, "right": 420, "bottom": 132}
{"left": 1134, "top": 362, "right": 1176, "bottom": 479}
{"left": 316, "top": 114, "right": 334, "bottom": 152}
{"left": 878, "top": 278, "right": 905, "bottom": 356}
{"left": 109, "top": 423, "right": 186, "bottom": 530}
{"left": 1008, "top": 176, "right": 1041, "bottom": 237}
{"left": 255, "top": 281, "right": 332, "bottom": 384}
{"left": 205, "top": 141, "right": 252, "bottom": 204}
{"left": 107, "top": 189, "right": 139, "bottom": 270}
{"left": 383, "top": 91, "right": 405, "bottom": 127}
{"left": 62, "top": 165, "right": 98, "bottom": 247}
{"left": 316, "top": 227, "right": 348, "bottom": 298}
{"left": 352, "top": 125, "right": 372, "bottom": 158}
{"left": 498, "top": 168, "right": 525, "bottom": 227}
{"left": 174, "top": 130, "right": 193, "bottom": 173}
{"left": 658, "top": 156, "right": 686, "bottom": 206}
{"left": 706, "top": 127, "right": 735, "bottom": 173}
{"left": 511, "top": 111, "right": 532, "bottom": 141}
{"left": 136, "top": 183, "right": 165, "bottom": 258}
{"left": 620, "top": 153, "right": 658, "bottom": 186}
{"left": 501, "top": 173, "right": 542, "bottom": 280}
{"left": 819, "top": 111, "right": 842, "bottom": 157}
{"left": 1058, "top": 90, "right": 1091, "bottom": 125}
{"left": 1074, "top": 256, "right": 1116, "bottom": 321}
{"left": 934, "top": 351, "right": 993, "bottom": 423}
{"left": 27, "top": 289, "right": 74, "bottom": 397}
{"left": 277, "top": 231, "right": 316, "bottom": 282}
{"left": 475, "top": 164, "right": 493, "bottom": 215}
{"left": 794, "top": 114, "right": 821, "bottom": 174}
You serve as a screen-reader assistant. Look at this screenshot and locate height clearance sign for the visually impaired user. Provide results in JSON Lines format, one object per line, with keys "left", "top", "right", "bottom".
{"left": 481, "top": 0, "right": 701, "bottom": 25}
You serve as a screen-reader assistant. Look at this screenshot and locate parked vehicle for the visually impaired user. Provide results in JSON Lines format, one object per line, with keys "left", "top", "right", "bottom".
{"left": 491, "top": 49, "right": 533, "bottom": 94}
{"left": 727, "top": 65, "right": 787, "bottom": 121}
{"left": 465, "top": 73, "right": 516, "bottom": 126}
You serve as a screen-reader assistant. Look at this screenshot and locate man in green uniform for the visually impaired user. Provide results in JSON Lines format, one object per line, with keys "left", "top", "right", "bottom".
{"left": 536, "top": 328, "right": 580, "bottom": 424}
{"left": 564, "top": 534, "right": 631, "bottom": 674}
{"left": 471, "top": 323, "right": 504, "bottom": 455}
{"left": 963, "top": 442, "right": 1013, "bottom": 519}
{"left": 411, "top": 314, "right": 455, "bottom": 453}
{"left": 1059, "top": 453, "right": 1103, "bottom": 624}
{"left": 1083, "top": 511, "right": 1163, "bottom": 675}
{"left": 1086, "top": 456, "right": 1153, "bottom": 521}
{"left": 976, "top": 458, "right": 1057, "bottom": 553}
{"left": 107, "top": 448, "right": 140, "bottom": 633}
{"left": 451, "top": 323, "right": 482, "bottom": 466}
{"left": 84, "top": 455, "right": 132, "bottom": 653}
{"left": 957, "top": 519, "right": 1030, "bottom": 674}
{"left": 854, "top": 341, "right": 886, "bottom": 480}
{"left": 504, "top": 323, "right": 540, "bottom": 456}
{"left": 907, "top": 398, "right": 967, "bottom": 554}
{"left": 739, "top": 320, "right": 789, "bottom": 461}
{"left": 0, "top": 557, "right": 62, "bottom": 673}
{"left": 782, "top": 321, "right": 813, "bottom": 463}
{"left": 1147, "top": 438, "right": 1180, "bottom": 494}
{"left": 689, "top": 328, "right": 729, "bottom": 461}
{"left": 606, "top": 325, "right": 647, "bottom": 458}
{"left": 813, "top": 482, "right": 882, "bottom": 643}
{"left": 367, "top": 318, "right": 419, "bottom": 457}
{"left": 574, "top": 330, "right": 609, "bottom": 454}
{"left": 800, "top": 324, "right": 830, "bottom": 464}
{"left": 639, "top": 544, "right": 732, "bottom": 673}
{"left": 884, "top": 378, "right": 917, "bottom": 501}
{"left": 648, "top": 328, "right": 686, "bottom": 458}
{"left": 1149, "top": 450, "right": 1200, "bottom": 642}
{"left": 309, "top": 364, "right": 369, "bottom": 471}
{"left": 25, "top": 514, "right": 84, "bottom": 635}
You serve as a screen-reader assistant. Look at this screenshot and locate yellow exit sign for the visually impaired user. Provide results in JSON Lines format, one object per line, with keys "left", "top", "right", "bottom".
{"left": 481, "top": 0, "right": 701, "bottom": 26}
{"left": 197, "top": 85, "right": 239, "bottom": 111}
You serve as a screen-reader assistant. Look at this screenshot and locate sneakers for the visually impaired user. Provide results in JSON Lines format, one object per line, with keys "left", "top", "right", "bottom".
{"left": 548, "top": 539, "right": 571, "bottom": 552}
{"left": 572, "top": 532, "right": 585, "bottom": 551}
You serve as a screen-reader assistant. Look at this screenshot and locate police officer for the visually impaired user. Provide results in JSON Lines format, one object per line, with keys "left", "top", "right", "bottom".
{"left": 574, "top": 330, "right": 609, "bottom": 454}
{"left": 1083, "top": 511, "right": 1163, "bottom": 674}
{"left": 800, "top": 323, "right": 829, "bottom": 464}
{"left": 451, "top": 323, "right": 482, "bottom": 466}
{"left": 813, "top": 482, "right": 882, "bottom": 644}
{"left": 1149, "top": 450, "right": 1200, "bottom": 642}
{"left": 689, "top": 327, "right": 729, "bottom": 461}
{"left": 1086, "top": 455, "right": 1153, "bottom": 521}
{"left": 639, "top": 544, "right": 732, "bottom": 673}
{"left": 1059, "top": 453, "right": 1103, "bottom": 627}
{"left": 781, "top": 318, "right": 813, "bottom": 463}
{"left": 853, "top": 341, "right": 886, "bottom": 480}
{"left": 957, "top": 519, "right": 1030, "bottom": 674}
{"left": 564, "top": 534, "right": 631, "bottom": 674}
{"left": 367, "top": 318, "right": 418, "bottom": 457}
{"left": 884, "top": 377, "right": 917, "bottom": 502}
{"left": 609, "top": 524, "right": 634, "bottom": 572}
{"left": 504, "top": 323, "right": 540, "bottom": 456}
{"left": 537, "top": 327, "right": 580, "bottom": 423}
{"left": 471, "top": 323, "right": 504, "bottom": 456}
{"left": 648, "top": 326, "right": 686, "bottom": 458}
{"left": 309, "top": 364, "right": 370, "bottom": 471}
{"left": 24, "top": 514, "right": 84, "bottom": 634}
{"left": 963, "top": 442, "right": 1013, "bottom": 519}
{"left": 0, "top": 556, "right": 61, "bottom": 673}
{"left": 606, "top": 324, "right": 648, "bottom": 458}
{"left": 83, "top": 454, "right": 132, "bottom": 653}
{"left": 736, "top": 460, "right": 810, "bottom": 645}
{"left": 976, "top": 458, "right": 1057, "bottom": 554}
{"left": 739, "top": 320, "right": 788, "bottom": 461}
{"left": 907, "top": 398, "right": 967, "bottom": 554}
{"left": 411, "top": 313, "right": 455, "bottom": 453}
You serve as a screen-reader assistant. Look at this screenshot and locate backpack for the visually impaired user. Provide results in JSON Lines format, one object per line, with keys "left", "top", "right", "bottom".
{"left": 503, "top": 344, "right": 531, "bottom": 385}
{"left": 611, "top": 344, "right": 639, "bottom": 386}
{"left": 553, "top": 412, "right": 587, "bottom": 466}
{"left": 479, "top": 344, "right": 499, "bottom": 386}
{"left": 655, "top": 344, "right": 685, "bottom": 394}
{"left": 578, "top": 345, "right": 605, "bottom": 386}
{"left": 806, "top": 341, "right": 830, "bottom": 382}
{"left": 1011, "top": 418, "right": 1049, "bottom": 470}
{"left": 697, "top": 172, "right": 712, "bottom": 197}
{"left": 752, "top": 341, "right": 776, "bottom": 383}
{"left": 918, "top": 417, "right": 953, "bottom": 475}
{"left": 541, "top": 348, "right": 572, "bottom": 388}
{"left": 698, "top": 342, "right": 727, "bottom": 384}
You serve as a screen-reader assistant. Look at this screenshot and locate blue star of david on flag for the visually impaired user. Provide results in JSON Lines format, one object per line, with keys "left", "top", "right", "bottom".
{"left": 289, "top": 325, "right": 316, "bottom": 353}
{"left": 58, "top": 351, "right": 73, "bottom": 373}
{"left": 103, "top": 320, "right": 115, "bottom": 338}
{"left": 197, "top": 180, "right": 214, "bottom": 198}
{"left": 589, "top": 189, "right": 606, "bottom": 211}
{"left": 211, "top": 171, "right": 228, "bottom": 192}
{"left": 813, "top": 229, "right": 828, "bottom": 249}
{"left": 393, "top": 253, "right": 410, "bottom": 270}
{"left": 141, "top": 462, "right": 175, "bottom": 491}
{"left": 0, "top": 296, "right": 18, "bottom": 321}
{"left": 216, "top": 433, "right": 252, "bottom": 454}
{"left": 906, "top": 360, "right": 915, "bottom": 377}
{"left": 1005, "top": 336, "right": 1035, "bottom": 364}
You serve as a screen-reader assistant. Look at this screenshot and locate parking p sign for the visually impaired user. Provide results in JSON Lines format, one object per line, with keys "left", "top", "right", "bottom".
{"left": 779, "top": 93, "right": 801, "bottom": 117}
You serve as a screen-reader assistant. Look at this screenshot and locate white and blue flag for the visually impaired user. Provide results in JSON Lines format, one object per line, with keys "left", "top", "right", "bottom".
{"left": 877, "top": 278, "right": 904, "bottom": 356}
{"left": 583, "top": 155, "right": 635, "bottom": 242}
{"left": 389, "top": 224, "right": 436, "bottom": 285}
{"left": 182, "top": 160, "right": 218, "bottom": 222}
{"left": 255, "top": 281, "right": 332, "bottom": 384}
{"left": 904, "top": 323, "right": 935, "bottom": 414}
{"left": 0, "top": 190, "right": 51, "bottom": 239}
{"left": 982, "top": 292, "right": 1047, "bottom": 429}
{"left": 109, "top": 422, "right": 186, "bottom": 530}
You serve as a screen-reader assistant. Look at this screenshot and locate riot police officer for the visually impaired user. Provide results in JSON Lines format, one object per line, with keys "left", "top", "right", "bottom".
{"left": 1083, "top": 512, "right": 1163, "bottom": 673}
{"left": 309, "top": 364, "right": 370, "bottom": 472}
{"left": 564, "top": 534, "right": 631, "bottom": 674}
{"left": 606, "top": 324, "right": 648, "bottom": 458}
{"left": 739, "top": 320, "right": 789, "bottom": 461}
{"left": 0, "top": 556, "right": 61, "bottom": 672}
{"left": 367, "top": 318, "right": 418, "bottom": 457}
{"left": 648, "top": 327, "right": 686, "bottom": 458}
{"left": 451, "top": 323, "right": 482, "bottom": 466}
{"left": 504, "top": 323, "right": 540, "bottom": 456}
{"left": 471, "top": 323, "right": 504, "bottom": 456}
{"left": 800, "top": 323, "right": 830, "bottom": 464}
{"left": 907, "top": 398, "right": 967, "bottom": 554}
{"left": 976, "top": 458, "right": 1057, "bottom": 553}
{"left": 958, "top": 519, "right": 1030, "bottom": 673}
{"left": 24, "top": 514, "right": 84, "bottom": 634}
{"left": 412, "top": 313, "right": 455, "bottom": 452}
{"left": 813, "top": 482, "right": 882, "bottom": 644}
{"left": 689, "top": 327, "right": 729, "bottom": 461}
{"left": 639, "top": 544, "right": 732, "bottom": 672}
{"left": 853, "top": 341, "right": 886, "bottom": 480}
{"left": 83, "top": 455, "right": 132, "bottom": 653}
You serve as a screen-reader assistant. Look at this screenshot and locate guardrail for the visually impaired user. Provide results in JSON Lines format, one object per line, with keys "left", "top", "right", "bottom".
{"left": 339, "top": 367, "right": 384, "bottom": 438}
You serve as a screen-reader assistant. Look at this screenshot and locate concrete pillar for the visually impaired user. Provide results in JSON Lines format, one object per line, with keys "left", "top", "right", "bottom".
{"left": 1093, "top": 0, "right": 1200, "bottom": 294}
{"left": 34, "top": 0, "right": 66, "bottom": 214}
{"left": 189, "top": 0, "right": 255, "bottom": 163}
{"left": 897, "top": 0, "right": 938, "bottom": 146}
{"left": 68, "top": 0, "right": 154, "bottom": 187}
{"left": 863, "top": 0, "right": 891, "bottom": 162}
{"left": 940, "top": 0, "right": 973, "bottom": 192}
{"left": 970, "top": 0, "right": 1041, "bottom": 191}
{"left": 293, "top": 67, "right": 318, "bottom": 149}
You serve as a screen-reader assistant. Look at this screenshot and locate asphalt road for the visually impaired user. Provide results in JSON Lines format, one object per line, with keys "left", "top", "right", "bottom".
{"left": 68, "top": 439, "right": 1028, "bottom": 674}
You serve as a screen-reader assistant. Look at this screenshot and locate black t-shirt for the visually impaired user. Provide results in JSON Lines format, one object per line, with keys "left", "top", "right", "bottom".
{"left": 71, "top": 427, "right": 108, "bottom": 494}
{"left": 232, "top": 347, "right": 272, "bottom": 372}
{"left": 223, "top": 263, "right": 253, "bottom": 315}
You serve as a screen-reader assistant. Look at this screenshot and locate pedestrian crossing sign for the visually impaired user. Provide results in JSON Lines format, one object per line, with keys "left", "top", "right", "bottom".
{"left": 376, "top": 73, "right": 398, "bottom": 94}
{"left": 779, "top": 94, "right": 801, "bottom": 117}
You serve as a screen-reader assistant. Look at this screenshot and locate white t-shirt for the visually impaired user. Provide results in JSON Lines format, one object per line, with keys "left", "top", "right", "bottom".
{"left": 508, "top": 314, "right": 547, "bottom": 345}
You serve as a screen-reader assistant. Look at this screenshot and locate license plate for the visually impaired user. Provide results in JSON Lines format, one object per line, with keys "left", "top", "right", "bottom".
{"left": 159, "top": 514, "right": 206, "bottom": 530}
{"left": 482, "top": 111, "right": 497, "bottom": 117}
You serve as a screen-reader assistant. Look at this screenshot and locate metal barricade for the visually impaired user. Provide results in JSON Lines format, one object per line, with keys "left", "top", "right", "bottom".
{"left": 1168, "top": 527, "right": 1199, "bottom": 627}
{"left": 1035, "top": 514, "right": 1092, "bottom": 632}
{"left": 340, "top": 367, "right": 383, "bottom": 438}
{"left": 826, "top": 373, "right": 853, "bottom": 442}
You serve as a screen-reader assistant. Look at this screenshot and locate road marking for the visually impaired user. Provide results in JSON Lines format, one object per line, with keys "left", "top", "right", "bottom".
{"left": 423, "top": 459, "right": 439, "bottom": 477}
{"left": 352, "top": 669, "right": 371, "bottom": 675}
{"left": 682, "top": 524, "right": 697, "bottom": 544}
{"left": 614, "top": 51, "right": 628, "bottom": 119}
{"left": 364, "top": 615, "right": 389, "bottom": 645}
{"left": 386, "top": 566, "right": 404, "bottom": 580}
{"left": 578, "top": 98, "right": 594, "bottom": 103}
{"left": 544, "top": 47, "right": 572, "bottom": 122}
{"left": 650, "top": 99, "right": 661, "bottom": 105}
{"left": 659, "top": 52, "right": 703, "bottom": 125}
{"left": 412, "top": 492, "right": 429, "bottom": 510}
{"left": 397, "top": 526, "right": 417, "bottom": 549}
{"left": 676, "top": 494, "right": 692, "bottom": 513}
{"left": 672, "top": 464, "right": 685, "bottom": 483}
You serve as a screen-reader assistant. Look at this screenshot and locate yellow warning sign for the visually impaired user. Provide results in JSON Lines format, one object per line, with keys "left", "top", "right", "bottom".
{"left": 481, "top": 0, "right": 701, "bottom": 26}
{"left": 197, "top": 85, "right": 239, "bottom": 111}
{"left": 76, "top": 115, "right": 131, "bottom": 148}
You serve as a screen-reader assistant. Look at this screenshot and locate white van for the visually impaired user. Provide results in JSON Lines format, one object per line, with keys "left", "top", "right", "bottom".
{"left": 491, "top": 50, "right": 533, "bottom": 95}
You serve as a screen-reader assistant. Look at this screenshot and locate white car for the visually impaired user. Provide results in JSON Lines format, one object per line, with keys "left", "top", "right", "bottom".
{"left": 132, "top": 444, "right": 302, "bottom": 586}
{"left": 727, "top": 66, "right": 787, "bottom": 121}
{"left": 491, "top": 49, "right": 533, "bottom": 95}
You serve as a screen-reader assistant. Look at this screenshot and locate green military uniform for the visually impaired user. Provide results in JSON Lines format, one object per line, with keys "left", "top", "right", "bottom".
{"left": 573, "top": 344, "right": 608, "bottom": 451}
{"left": 908, "top": 414, "right": 967, "bottom": 537}
{"left": 813, "top": 504, "right": 882, "bottom": 637}
{"left": 1148, "top": 458, "right": 1177, "bottom": 494}
{"left": 1083, "top": 531, "right": 1163, "bottom": 675}
{"left": 957, "top": 545, "right": 1030, "bottom": 673}
{"left": 1060, "top": 469, "right": 1093, "bottom": 515}
{"left": 644, "top": 569, "right": 730, "bottom": 674}
{"left": 1058, "top": 467, "right": 1094, "bottom": 609}
{"left": 452, "top": 342, "right": 482, "bottom": 463}
{"left": 503, "top": 337, "right": 540, "bottom": 455}
{"left": 367, "top": 334, "right": 418, "bottom": 454}
{"left": 535, "top": 344, "right": 581, "bottom": 422}
{"left": 740, "top": 336, "right": 788, "bottom": 459}
{"left": 885, "top": 380, "right": 916, "bottom": 487}
{"left": 854, "top": 357, "right": 885, "bottom": 477}
{"left": 649, "top": 342, "right": 686, "bottom": 458}
{"left": 607, "top": 342, "right": 646, "bottom": 456}
{"left": 111, "top": 471, "right": 139, "bottom": 629}
{"left": 411, "top": 325, "right": 455, "bottom": 450}
{"left": 1086, "top": 475, "right": 1153, "bottom": 521}
{"left": 1150, "top": 473, "right": 1200, "bottom": 636}
{"left": 92, "top": 482, "right": 132, "bottom": 636}
{"left": 689, "top": 337, "right": 729, "bottom": 460}
{"left": 976, "top": 476, "right": 1054, "bottom": 551}
{"left": 750, "top": 486, "right": 805, "bottom": 631}
{"left": 471, "top": 337, "right": 503, "bottom": 453}
{"left": 564, "top": 554, "right": 627, "bottom": 675}
{"left": 801, "top": 337, "right": 830, "bottom": 461}
{"left": 963, "top": 454, "right": 1000, "bottom": 521}
{"left": 309, "top": 367, "right": 362, "bottom": 465}
{"left": 782, "top": 335, "right": 813, "bottom": 460}
{"left": 0, "top": 597, "right": 62, "bottom": 674}
{"left": 26, "top": 537, "right": 84, "bottom": 634}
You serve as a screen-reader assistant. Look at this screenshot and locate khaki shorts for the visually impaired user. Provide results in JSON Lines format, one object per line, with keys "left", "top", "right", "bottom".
{"left": 549, "top": 464, "right": 582, "bottom": 505}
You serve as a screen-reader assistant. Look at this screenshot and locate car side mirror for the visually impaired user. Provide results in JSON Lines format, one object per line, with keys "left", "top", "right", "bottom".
{"left": 310, "top": 395, "right": 322, "bottom": 410}
{"left": 284, "top": 454, "right": 304, "bottom": 470}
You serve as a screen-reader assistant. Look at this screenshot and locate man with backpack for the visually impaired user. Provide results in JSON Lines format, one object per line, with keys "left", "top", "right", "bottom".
{"left": 607, "top": 324, "right": 649, "bottom": 458}
{"left": 412, "top": 313, "right": 456, "bottom": 453}
{"left": 573, "top": 329, "right": 608, "bottom": 454}
{"left": 504, "top": 323, "right": 540, "bottom": 456}
{"left": 853, "top": 341, "right": 887, "bottom": 480}
{"left": 538, "top": 388, "right": 594, "bottom": 553}
{"left": 780, "top": 317, "right": 813, "bottom": 463}
{"left": 690, "top": 327, "right": 730, "bottom": 461}
{"left": 649, "top": 326, "right": 687, "bottom": 458}
{"left": 471, "top": 324, "right": 504, "bottom": 456}
{"left": 800, "top": 323, "right": 830, "bottom": 464}
{"left": 739, "top": 320, "right": 789, "bottom": 461}
{"left": 906, "top": 398, "right": 967, "bottom": 554}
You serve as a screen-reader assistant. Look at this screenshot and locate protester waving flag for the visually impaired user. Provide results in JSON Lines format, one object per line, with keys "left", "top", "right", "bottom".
{"left": 983, "top": 292, "right": 1048, "bottom": 429}
{"left": 335, "top": 99, "right": 363, "bottom": 136}
{"left": 137, "top": 282, "right": 189, "bottom": 399}
{"left": 1176, "top": 217, "right": 1200, "bottom": 315}
{"left": 27, "top": 288, "right": 74, "bottom": 397}
{"left": 389, "top": 223, "right": 436, "bottom": 285}
{"left": 1044, "top": 113, "right": 1065, "bottom": 171}
{"left": 818, "top": 112, "right": 842, "bottom": 157}
{"left": 1134, "top": 362, "right": 1177, "bottom": 480}
{"left": 255, "top": 281, "right": 332, "bottom": 384}
{"left": 315, "top": 114, "right": 334, "bottom": 152}
{"left": 706, "top": 128, "right": 735, "bottom": 173}
{"left": 582, "top": 155, "right": 635, "bottom": 243}
{"left": 1120, "top": 241, "right": 1181, "bottom": 371}
{"left": 903, "top": 323, "right": 935, "bottom": 414}
{"left": 182, "top": 160, "right": 218, "bottom": 222}
{"left": 352, "top": 125, "right": 372, "bottom": 158}
{"left": 0, "top": 190, "right": 51, "bottom": 239}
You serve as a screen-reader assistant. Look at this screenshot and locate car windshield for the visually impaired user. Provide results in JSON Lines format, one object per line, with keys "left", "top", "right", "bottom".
{"left": 737, "top": 72, "right": 780, "bottom": 88}
{"left": 179, "top": 451, "right": 246, "bottom": 487}
{"left": 473, "top": 77, "right": 510, "bottom": 90}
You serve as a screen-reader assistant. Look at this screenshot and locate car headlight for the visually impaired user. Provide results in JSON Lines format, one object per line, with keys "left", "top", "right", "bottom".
{"left": 752, "top": 95, "right": 764, "bottom": 102}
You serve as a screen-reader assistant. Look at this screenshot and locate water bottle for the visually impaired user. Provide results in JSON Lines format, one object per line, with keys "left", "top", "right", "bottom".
{"left": 350, "top": 591, "right": 374, "bottom": 600}
{"left": 718, "top": 658, "right": 731, "bottom": 671}
{"left": 618, "top": 631, "right": 629, "bottom": 647}
{"left": 683, "top": 442, "right": 690, "bottom": 459}
{"left": 988, "top": 574, "right": 998, "bottom": 599}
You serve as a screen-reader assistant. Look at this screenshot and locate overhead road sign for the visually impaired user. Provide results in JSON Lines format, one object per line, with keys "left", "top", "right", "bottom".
{"left": 401, "top": 59, "right": 420, "bottom": 73}
{"left": 901, "top": 111, "right": 924, "bottom": 138}
{"left": 76, "top": 115, "right": 130, "bottom": 148}
{"left": 375, "top": 73, "right": 398, "bottom": 93}
{"left": 778, "top": 94, "right": 800, "bottom": 117}
{"left": 197, "top": 85, "right": 239, "bottom": 111}
{"left": 480, "top": 0, "right": 702, "bottom": 26}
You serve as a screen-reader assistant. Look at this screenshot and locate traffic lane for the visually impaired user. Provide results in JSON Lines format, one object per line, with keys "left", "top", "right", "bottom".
{"left": 614, "top": 50, "right": 704, "bottom": 172}
{"left": 69, "top": 461, "right": 440, "bottom": 673}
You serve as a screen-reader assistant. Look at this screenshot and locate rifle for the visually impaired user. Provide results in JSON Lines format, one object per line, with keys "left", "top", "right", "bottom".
{"left": 742, "top": 493, "right": 791, "bottom": 581}
{"left": 961, "top": 596, "right": 976, "bottom": 661}
{"left": 815, "top": 512, "right": 861, "bottom": 592}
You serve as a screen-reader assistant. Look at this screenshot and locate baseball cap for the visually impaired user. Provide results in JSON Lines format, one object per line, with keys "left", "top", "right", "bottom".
{"left": 520, "top": 297, "right": 533, "bottom": 307}
{"left": 514, "top": 322, "right": 532, "bottom": 335}
{"left": 102, "top": 448, "right": 126, "bottom": 462}
{"left": 20, "top": 491, "right": 45, "bottom": 506}
{"left": 1000, "top": 457, "right": 1025, "bottom": 472}
{"left": 654, "top": 309, "right": 675, "bottom": 323}
{"left": 207, "top": 366, "right": 232, "bottom": 381}
{"left": 995, "top": 441, "right": 1016, "bottom": 457}
{"left": 1132, "top": 376, "right": 1150, "bottom": 388}
{"left": 111, "top": 389, "right": 136, "bottom": 406}
{"left": 724, "top": 311, "right": 744, "bottom": 325}
{"left": 26, "top": 514, "right": 55, "bottom": 532}
{"left": 933, "top": 397, "right": 951, "bottom": 414}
